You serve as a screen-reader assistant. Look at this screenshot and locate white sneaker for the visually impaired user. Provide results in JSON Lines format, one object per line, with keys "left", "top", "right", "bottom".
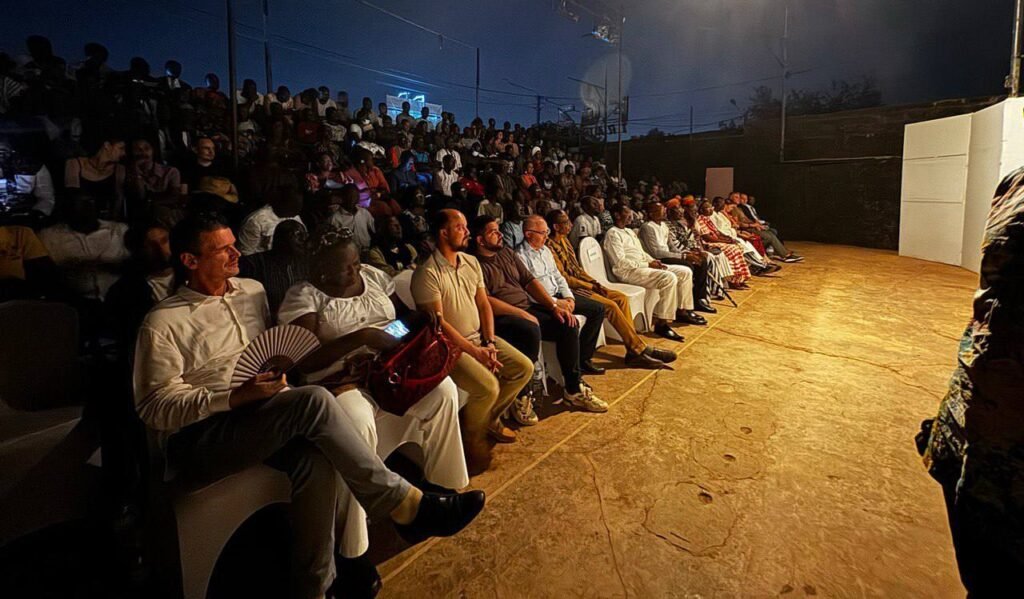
{"left": 563, "top": 385, "right": 608, "bottom": 413}
{"left": 512, "top": 393, "right": 539, "bottom": 426}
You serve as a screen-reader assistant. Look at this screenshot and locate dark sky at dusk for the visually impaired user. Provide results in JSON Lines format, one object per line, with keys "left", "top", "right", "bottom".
{"left": 2, "top": 0, "right": 1015, "bottom": 135}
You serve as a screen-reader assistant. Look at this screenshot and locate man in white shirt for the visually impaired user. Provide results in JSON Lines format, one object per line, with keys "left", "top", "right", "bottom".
{"left": 435, "top": 138, "right": 462, "bottom": 173}
{"left": 603, "top": 203, "right": 705, "bottom": 342}
{"left": 434, "top": 155, "right": 459, "bottom": 197}
{"left": 315, "top": 86, "right": 337, "bottom": 117}
{"left": 416, "top": 106, "right": 434, "bottom": 132}
{"left": 639, "top": 202, "right": 716, "bottom": 314}
{"left": 395, "top": 101, "right": 415, "bottom": 127}
{"left": 515, "top": 215, "right": 607, "bottom": 374}
{"left": 39, "top": 192, "right": 129, "bottom": 301}
{"left": 134, "top": 213, "right": 485, "bottom": 599}
{"left": 236, "top": 189, "right": 306, "bottom": 255}
{"left": 329, "top": 184, "right": 375, "bottom": 250}
{"left": 570, "top": 195, "right": 604, "bottom": 249}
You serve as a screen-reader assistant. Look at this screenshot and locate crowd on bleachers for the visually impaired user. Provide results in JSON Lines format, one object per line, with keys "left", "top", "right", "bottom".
{"left": 0, "top": 36, "right": 804, "bottom": 598}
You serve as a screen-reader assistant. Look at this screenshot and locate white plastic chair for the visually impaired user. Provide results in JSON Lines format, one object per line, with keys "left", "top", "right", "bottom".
{"left": 577, "top": 237, "right": 652, "bottom": 334}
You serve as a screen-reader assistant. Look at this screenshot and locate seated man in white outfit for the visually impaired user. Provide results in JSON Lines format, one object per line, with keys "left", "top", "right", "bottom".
{"left": 278, "top": 230, "right": 469, "bottom": 588}
{"left": 236, "top": 188, "right": 306, "bottom": 255}
{"left": 603, "top": 202, "right": 706, "bottom": 342}
{"left": 134, "top": 213, "right": 483, "bottom": 599}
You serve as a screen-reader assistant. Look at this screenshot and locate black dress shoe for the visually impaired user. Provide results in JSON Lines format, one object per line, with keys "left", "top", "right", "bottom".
{"left": 675, "top": 311, "right": 707, "bottom": 326}
{"left": 654, "top": 323, "right": 685, "bottom": 342}
{"left": 694, "top": 299, "right": 718, "bottom": 314}
{"left": 333, "top": 554, "right": 382, "bottom": 599}
{"left": 580, "top": 360, "right": 606, "bottom": 375}
{"left": 394, "top": 490, "right": 486, "bottom": 545}
{"left": 624, "top": 351, "right": 666, "bottom": 369}
{"left": 643, "top": 346, "right": 678, "bottom": 363}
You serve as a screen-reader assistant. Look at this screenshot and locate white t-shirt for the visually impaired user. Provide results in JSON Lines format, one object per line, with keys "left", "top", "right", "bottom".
{"left": 329, "top": 207, "right": 375, "bottom": 251}
{"left": 237, "top": 205, "right": 305, "bottom": 256}
{"left": 276, "top": 266, "right": 395, "bottom": 382}
{"left": 39, "top": 219, "right": 129, "bottom": 300}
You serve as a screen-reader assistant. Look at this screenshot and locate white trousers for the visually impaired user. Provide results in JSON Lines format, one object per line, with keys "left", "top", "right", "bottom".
{"left": 616, "top": 264, "right": 694, "bottom": 319}
{"left": 333, "top": 376, "right": 469, "bottom": 557}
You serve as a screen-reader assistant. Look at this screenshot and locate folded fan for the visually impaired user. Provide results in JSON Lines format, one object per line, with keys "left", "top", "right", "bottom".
{"left": 231, "top": 324, "right": 321, "bottom": 388}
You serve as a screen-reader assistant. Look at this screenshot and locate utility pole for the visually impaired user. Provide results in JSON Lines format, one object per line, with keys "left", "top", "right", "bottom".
{"left": 536, "top": 95, "right": 542, "bottom": 125}
{"left": 226, "top": 0, "right": 239, "bottom": 170}
{"left": 616, "top": 13, "right": 624, "bottom": 185}
{"left": 1011, "top": 0, "right": 1023, "bottom": 96}
{"left": 603, "top": 64, "right": 609, "bottom": 147}
{"left": 262, "top": 0, "right": 273, "bottom": 92}
{"left": 476, "top": 48, "right": 481, "bottom": 118}
{"left": 779, "top": 4, "right": 789, "bottom": 162}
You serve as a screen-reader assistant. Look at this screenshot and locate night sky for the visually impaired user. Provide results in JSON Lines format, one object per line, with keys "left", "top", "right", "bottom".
{"left": 1, "top": 0, "right": 1015, "bottom": 135}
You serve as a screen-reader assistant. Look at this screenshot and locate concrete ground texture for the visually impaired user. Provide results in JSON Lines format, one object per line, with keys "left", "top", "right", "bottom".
{"left": 378, "top": 243, "right": 974, "bottom": 598}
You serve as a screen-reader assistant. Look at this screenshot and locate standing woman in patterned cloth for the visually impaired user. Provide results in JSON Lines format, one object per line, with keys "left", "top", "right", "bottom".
{"left": 921, "top": 166, "right": 1024, "bottom": 595}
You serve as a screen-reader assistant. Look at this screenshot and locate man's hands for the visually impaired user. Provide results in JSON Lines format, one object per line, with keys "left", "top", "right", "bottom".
{"left": 470, "top": 343, "right": 503, "bottom": 373}
{"left": 648, "top": 260, "right": 666, "bottom": 270}
{"left": 229, "top": 371, "right": 287, "bottom": 408}
{"left": 552, "top": 303, "right": 578, "bottom": 327}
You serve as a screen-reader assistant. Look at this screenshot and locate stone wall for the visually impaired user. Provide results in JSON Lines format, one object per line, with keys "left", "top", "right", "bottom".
{"left": 608, "top": 97, "right": 1002, "bottom": 249}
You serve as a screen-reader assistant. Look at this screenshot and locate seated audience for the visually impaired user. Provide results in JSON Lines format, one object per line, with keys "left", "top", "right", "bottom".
{"left": 64, "top": 135, "right": 126, "bottom": 219}
{"left": 639, "top": 201, "right": 716, "bottom": 314}
{"left": 238, "top": 220, "right": 309, "bottom": 314}
{"left": 434, "top": 154, "right": 459, "bottom": 197}
{"left": 329, "top": 184, "right": 375, "bottom": 251}
{"left": 236, "top": 189, "right": 305, "bottom": 255}
{"left": 729, "top": 192, "right": 802, "bottom": 263}
{"left": 365, "top": 215, "right": 417, "bottom": 276}
{"left": 39, "top": 192, "right": 129, "bottom": 302}
{"left": 133, "top": 212, "right": 485, "bottom": 599}
{"left": 179, "top": 137, "right": 228, "bottom": 193}
{"left": 603, "top": 203, "right": 705, "bottom": 342}
{"left": 411, "top": 209, "right": 533, "bottom": 466}
{"left": 305, "top": 152, "right": 350, "bottom": 192}
{"left": 689, "top": 200, "right": 752, "bottom": 289}
{"left": 125, "top": 138, "right": 183, "bottom": 219}
{"left": 708, "top": 197, "right": 777, "bottom": 273}
{"left": 544, "top": 210, "right": 676, "bottom": 368}
{"left": 277, "top": 232, "right": 469, "bottom": 593}
{"left": 472, "top": 214, "right": 608, "bottom": 416}
{"left": 666, "top": 202, "right": 746, "bottom": 292}
{"left": 105, "top": 221, "right": 174, "bottom": 355}
{"left": 0, "top": 223, "right": 60, "bottom": 301}
{"left": 570, "top": 195, "right": 604, "bottom": 249}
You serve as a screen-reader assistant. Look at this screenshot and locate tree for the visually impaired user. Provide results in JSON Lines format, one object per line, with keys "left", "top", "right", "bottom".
{"left": 745, "top": 76, "right": 882, "bottom": 121}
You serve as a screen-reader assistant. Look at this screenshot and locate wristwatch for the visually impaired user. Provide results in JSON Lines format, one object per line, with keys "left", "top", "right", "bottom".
{"left": 481, "top": 338, "right": 496, "bottom": 348}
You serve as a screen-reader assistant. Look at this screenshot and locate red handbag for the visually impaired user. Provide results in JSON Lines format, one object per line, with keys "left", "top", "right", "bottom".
{"left": 366, "top": 323, "right": 462, "bottom": 416}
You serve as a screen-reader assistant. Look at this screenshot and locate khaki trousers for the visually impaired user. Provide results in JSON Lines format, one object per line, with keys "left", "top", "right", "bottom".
{"left": 449, "top": 336, "right": 533, "bottom": 438}
{"left": 576, "top": 287, "right": 647, "bottom": 355}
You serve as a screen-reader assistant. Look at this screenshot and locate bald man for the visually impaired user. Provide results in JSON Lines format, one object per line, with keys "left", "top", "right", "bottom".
{"left": 515, "top": 215, "right": 609, "bottom": 375}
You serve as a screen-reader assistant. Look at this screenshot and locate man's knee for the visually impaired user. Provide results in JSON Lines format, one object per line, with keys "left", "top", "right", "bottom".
{"left": 653, "top": 271, "right": 677, "bottom": 290}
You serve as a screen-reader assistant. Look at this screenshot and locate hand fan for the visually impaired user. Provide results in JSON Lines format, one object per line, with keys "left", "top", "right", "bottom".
{"left": 231, "top": 324, "right": 321, "bottom": 388}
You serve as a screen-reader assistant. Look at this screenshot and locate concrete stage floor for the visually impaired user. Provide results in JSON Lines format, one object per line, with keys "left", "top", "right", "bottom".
{"left": 378, "top": 242, "right": 976, "bottom": 598}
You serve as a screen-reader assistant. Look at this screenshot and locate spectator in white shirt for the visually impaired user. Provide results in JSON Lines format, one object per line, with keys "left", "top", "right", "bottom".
{"left": 39, "top": 191, "right": 129, "bottom": 301}
{"left": 315, "top": 85, "right": 337, "bottom": 117}
{"left": 236, "top": 189, "right": 305, "bottom": 255}
{"left": 434, "top": 154, "right": 459, "bottom": 197}
{"left": 435, "top": 138, "right": 462, "bottom": 173}
{"left": 416, "top": 106, "right": 434, "bottom": 132}
{"left": 396, "top": 101, "right": 415, "bottom": 127}
{"left": 603, "top": 203, "right": 705, "bottom": 342}
{"left": 329, "top": 184, "right": 375, "bottom": 251}
{"left": 639, "top": 201, "right": 716, "bottom": 314}
{"left": 278, "top": 235, "right": 470, "bottom": 579}
{"left": 570, "top": 195, "right": 603, "bottom": 249}
{"left": 134, "top": 212, "right": 484, "bottom": 599}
